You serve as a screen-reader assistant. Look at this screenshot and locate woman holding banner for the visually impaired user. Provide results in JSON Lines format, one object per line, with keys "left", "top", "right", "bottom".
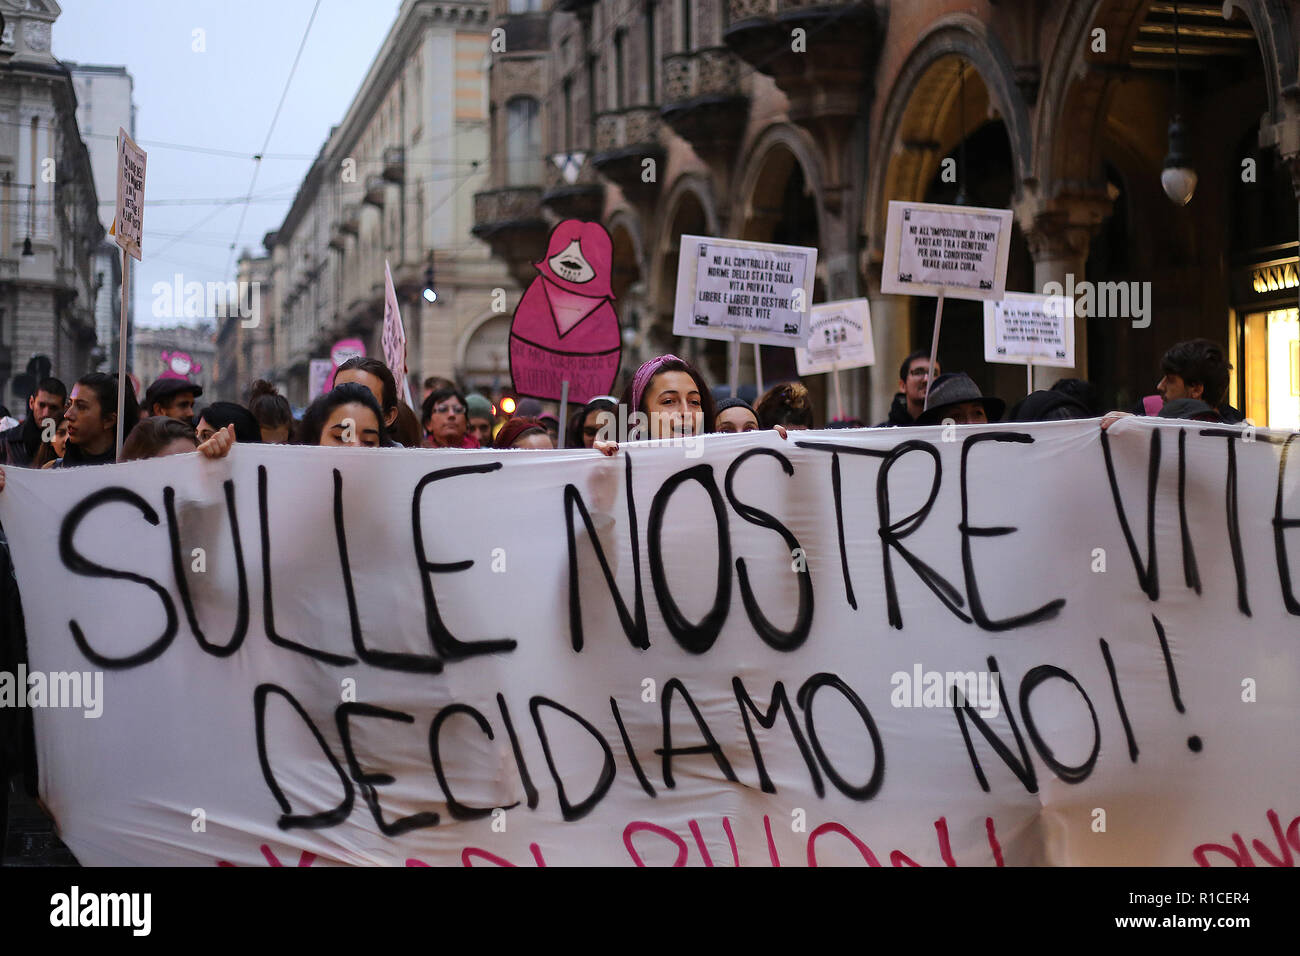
{"left": 298, "top": 383, "right": 391, "bottom": 448}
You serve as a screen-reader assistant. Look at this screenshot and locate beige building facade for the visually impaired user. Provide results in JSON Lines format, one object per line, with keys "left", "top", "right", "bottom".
{"left": 254, "top": 0, "right": 516, "bottom": 408}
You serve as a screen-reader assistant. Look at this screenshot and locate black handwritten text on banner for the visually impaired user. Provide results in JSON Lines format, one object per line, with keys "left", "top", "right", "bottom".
{"left": 0, "top": 421, "right": 1296, "bottom": 866}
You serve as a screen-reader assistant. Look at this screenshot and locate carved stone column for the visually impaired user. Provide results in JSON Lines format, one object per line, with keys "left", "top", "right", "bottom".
{"left": 1015, "top": 191, "right": 1112, "bottom": 388}
{"left": 864, "top": 258, "right": 910, "bottom": 424}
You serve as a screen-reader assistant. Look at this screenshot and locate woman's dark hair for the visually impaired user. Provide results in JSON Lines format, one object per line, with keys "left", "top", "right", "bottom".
{"left": 390, "top": 400, "right": 424, "bottom": 448}
{"left": 75, "top": 372, "right": 140, "bottom": 435}
{"left": 1048, "top": 378, "right": 1101, "bottom": 417}
{"left": 620, "top": 356, "right": 716, "bottom": 434}
{"left": 568, "top": 397, "right": 617, "bottom": 448}
{"left": 198, "top": 401, "right": 261, "bottom": 444}
{"left": 248, "top": 379, "right": 292, "bottom": 431}
{"left": 1160, "top": 339, "right": 1231, "bottom": 408}
{"left": 121, "top": 417, "right": 198, "bottom": 461}
{"left": 336, "top": 356, "right": 398, "bottom": 415}
{"left": 297, "top": 382, "right": 390, "bottom": 446}
{"left": 421, "top": 386, "right": 468, "bottom": 425}
{"left": 755, "top": 381, "right": 814, "bottom": 429}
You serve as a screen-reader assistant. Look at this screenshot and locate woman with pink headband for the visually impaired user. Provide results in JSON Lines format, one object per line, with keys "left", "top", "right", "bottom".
{"left": 592, "top": 354, "right": 716, "bottom": 455}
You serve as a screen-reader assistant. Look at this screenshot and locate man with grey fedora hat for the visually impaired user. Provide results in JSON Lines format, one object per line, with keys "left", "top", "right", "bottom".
{"left": 914, "top": 373, "right": 1005, "bottom": 426}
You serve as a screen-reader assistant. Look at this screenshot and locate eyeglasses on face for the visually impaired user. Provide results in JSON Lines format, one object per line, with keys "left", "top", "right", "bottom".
{"left": 433, "top": 403, "right": 466, "bottom": 416}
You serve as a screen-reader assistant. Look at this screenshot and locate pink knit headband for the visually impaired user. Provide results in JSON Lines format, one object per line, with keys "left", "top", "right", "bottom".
{"left": 631, "top": 354, "right": 685, "bottom": 413}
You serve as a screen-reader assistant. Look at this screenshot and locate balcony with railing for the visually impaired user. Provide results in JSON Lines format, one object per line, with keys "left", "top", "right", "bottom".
{"left": 592, "top": 107, "right": 665, "bottom": 202}
{"left": 471, "top": 186, "right": 549, "bottom": 286}
{"left": 541, "top": 154, "right": 605, "bottom": 221}
{"left": 724, "top": 0, "right": 878, "bottom": 210}
{"left": 724, "top": 0, "right": 877, "bottom": 119}
{"left": 496, "top": 11, "right": 549, "bottom": 52}
{"left": 660, "top": 47, "right": 749, "bottom": 159}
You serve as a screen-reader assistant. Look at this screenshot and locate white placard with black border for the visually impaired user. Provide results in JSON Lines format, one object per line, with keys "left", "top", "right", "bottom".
{"left": 796, "top": 298, "right": 874, "bottom": 376}
{"left": 982, "top": 291, "right": 1075, "bottom": 368}
{"left": 880, "top": 200, "right": 1013, "bottom": 301}
{"left": 673, "top": 235, "right": 818, "bottom": 347}
{"left": 113, "top": 127, "right": 147, "bottom": 262}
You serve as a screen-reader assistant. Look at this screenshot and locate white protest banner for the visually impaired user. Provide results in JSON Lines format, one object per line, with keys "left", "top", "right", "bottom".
{"left": 673, "top": 235, "right": 817, "bottom": 347}
{"left": 881, "top": 200, "right": 1013, "bottom": 301}
{"left": 983, "top": 291, "right": 1075, "bottom": 368}
{"left": 113, "top": 128, "right": 147, "bottom": 261}
{"left": 383, "top": 261, "right": 414, "bottom": 408}
{"left": 1, "top": 420, "right": 1298, "bottom": 866}
{"left": 796, "top": 298, "right": 875, "bottom": 376}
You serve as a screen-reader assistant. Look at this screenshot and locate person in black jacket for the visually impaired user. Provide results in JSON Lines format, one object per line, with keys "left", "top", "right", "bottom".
{"left": 875, "top": 349, "right": 940, "bottom": 427}
{"left": 0, "top": 377, "right": 66, "bottom": 467}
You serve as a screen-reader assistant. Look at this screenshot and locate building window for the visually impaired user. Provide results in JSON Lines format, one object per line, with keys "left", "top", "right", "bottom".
{"left": 507, "top": 0, "right": 540, "bottom": 12}
{"left": 681, "top": 0, "right": 691, "bottom": 52}
{"left": 646, "top": 2, "right": 657, "bottom": 102}
{"left": 613, "top": 31, "right": 626, "bottom": 110}
{"left": 505, "top": 96, "right": 541, "bottom": 186}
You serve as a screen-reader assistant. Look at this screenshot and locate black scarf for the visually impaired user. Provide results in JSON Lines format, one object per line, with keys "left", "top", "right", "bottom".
{"left": 59, "top": 441, "right": 116, "bottom": 468}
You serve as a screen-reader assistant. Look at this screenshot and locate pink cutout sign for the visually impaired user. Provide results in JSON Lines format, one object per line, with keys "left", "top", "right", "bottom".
{"left": 509, "top": 219, "right": 622, "bottom": 404}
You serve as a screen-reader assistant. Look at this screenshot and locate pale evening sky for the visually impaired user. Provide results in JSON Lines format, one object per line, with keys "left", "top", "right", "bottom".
{"left": 56, "top": 0, "right": 401, "bottom": 328}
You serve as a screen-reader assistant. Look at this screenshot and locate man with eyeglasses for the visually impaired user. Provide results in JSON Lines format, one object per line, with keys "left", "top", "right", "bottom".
{"left": 875, "top": 350, "right": 940, "bottom": 428}
{"left": 421, "top": 386, "right": 480, "bottom": 448}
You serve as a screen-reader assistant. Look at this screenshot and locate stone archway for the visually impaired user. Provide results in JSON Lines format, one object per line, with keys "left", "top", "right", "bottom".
{"left": 651, "top": 174, "right": 718, "bottom": 371}
{"left": 863, "top": 18, "right": 1031, "bottom": 419}
{"left": 607, "top": 209, "right": 646, "bottom": 386}
{"left": 457, "top": 311, "right": 512, "bottom": 395}
{"left": 866, "top": 14, "right": 1032, "bottom": 255}
{"left": 732, "top": 127, "right": 827, "bottom": 400}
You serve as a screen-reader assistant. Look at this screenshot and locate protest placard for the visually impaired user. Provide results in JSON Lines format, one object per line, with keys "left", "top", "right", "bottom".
{"left": 509, "top": 219, "right": 621, "bottom": 405}
{"left": 1, "top": 420, "right": 1296, "bottom": 866}
{"left": 796, "top": 299, "right": 874, "bottom": 376}
{"left": 983, "top": 291, "right": 1075, "bottom": 368}
{"left": 672, "top": 235, "right": 818, "bottom": 348}
{"left": 383, "top": 262, "right": 414, "bottom": 408}
{"left": 880, "top": 201, "right": 1013, "bottom": 301}
{"left": 113, "top": 127, "right": 146, "bottom": 262}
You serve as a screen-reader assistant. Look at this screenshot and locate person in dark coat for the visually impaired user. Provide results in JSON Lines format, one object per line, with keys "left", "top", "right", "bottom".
{"left": 914, "top": 373, "right": 1005, "bottom": 426}
{"left": 1008, "top": 388, "right": 1092, "bottom": 422}
{"left": 0, "top": 377, "right": 66, "bottom": 467}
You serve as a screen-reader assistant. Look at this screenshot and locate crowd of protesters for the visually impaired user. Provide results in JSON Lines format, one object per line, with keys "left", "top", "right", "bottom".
{"left": 0, "top": 335, "right": 1245, "bottom": 481}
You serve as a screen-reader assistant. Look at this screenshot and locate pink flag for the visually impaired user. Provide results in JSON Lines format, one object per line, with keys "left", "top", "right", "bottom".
{"left": 383, "top": 261, "right": 414, "bottom": 408}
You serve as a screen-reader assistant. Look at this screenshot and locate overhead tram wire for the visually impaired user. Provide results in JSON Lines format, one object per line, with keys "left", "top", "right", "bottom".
{"left": 224, "top": 0, "right": 324, "bottom": 277}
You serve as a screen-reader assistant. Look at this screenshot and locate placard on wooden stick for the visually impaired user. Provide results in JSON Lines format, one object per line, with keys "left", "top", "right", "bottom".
{"left": 880, "top": 200, "right": 1013, "bottom": 301}
{"left": 796, "top": 298, "right": 874, "bottom": 376}
{"left": 673, "top": 235, "right": 818, "bottom": 348}
{"left": 983, "top": 291, "right": 1075, "bottom": 368}
{"left": 796, "top": 298, "right": 873, "bottom": 421}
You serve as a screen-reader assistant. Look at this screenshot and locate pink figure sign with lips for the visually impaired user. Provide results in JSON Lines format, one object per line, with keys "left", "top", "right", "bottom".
{"left": 508, "top": 219, "right": 622, "bottom": 404}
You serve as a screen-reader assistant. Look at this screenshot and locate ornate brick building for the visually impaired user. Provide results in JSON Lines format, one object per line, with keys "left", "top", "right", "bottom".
{"left": 472, "top": 0, "right": 1300, "bottom": 424}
